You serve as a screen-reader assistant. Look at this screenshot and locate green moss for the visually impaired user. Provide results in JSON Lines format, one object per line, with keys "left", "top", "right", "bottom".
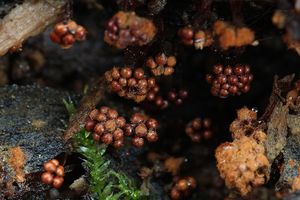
{"left": 63, "top": 98, "right": 76, "bottom": 117}
{"left": 74, "top": 129, "right": 144, "bottom": 200}
{"left": 63, "top": 98, "right": 145, "bottom": 199}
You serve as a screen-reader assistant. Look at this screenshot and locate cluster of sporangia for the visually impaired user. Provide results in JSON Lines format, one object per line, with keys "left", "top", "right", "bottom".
{"left": 185, "top": 117, "right": 213, "bottom": 142}
{"left": 215, "top": 107, "right": 270, "bottom": 196}
{"left": 50, "top": 20, "right": 87, "bottom": 49}
{"left": 104, "top": 11, "right": 157, "bottom": 49}
{"left": 206, "top": 64, "right": 253, "bottom": 98}
{"left": 148, "top": 88, "right": 189, "bottom": 109}
{"left": 85, "top": 106, "right": 127, "bottom": 148}
{"left": 105, "top": 67, "right": 158, "bottom": 103}
{"left": 85, "top": 106, "right": 159, "bottom": 148}
{"left": 145, "top": 53, "right": 177, "bottom": 76}
{"left": 170, "top": 177, "right": 197, "bottom": 200}
{"left": 178, "top": 20, "right": 255, "bottom": 50}
{"left": 166, "top": 89, "right": 188, "bottom": 106}
{"left": 41, "top": 159, "right": 64, "bottom": 189}
{"left": 124, "top": 112, "right": 159, "bottom": 148}
{"left": 178, "top": 27, "right": 214, "bottom": 50}
{"left": 105, "top": 65, "right": 188, "bottom": 109}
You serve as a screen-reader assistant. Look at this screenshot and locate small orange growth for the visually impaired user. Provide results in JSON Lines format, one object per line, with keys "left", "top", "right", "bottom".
{"left": 213, "top": 20, "right": 228, "bottom": 35}
{"left": 229, "top": 107, "right": 257, "bottom": 139}
{"left": 215, "top": 131, "right": 269, "bottom": 196}
{"left": 272, "top": 10, "right": 286, "bottom": 29}
{"left": 164, "top": 157, "right": 185, "bottom": 176}
{"left": 292, "top": 177, "right": 300, "bottom": 192}
{"left": 236, "top": 28, "right": 255, "bottom": 47}
{"left": 213, "top": 20, "right": 255, "bottom": 50}
{"left": 288, "top": 159, "right": 296, "bottom": 167}
{"left": 236, "top": 107, "right": 257, "bottom": 121}
{"left": 219, "top": 27, "right": 236, "bottom": 49}
{"left": 8, "top": 147, "right": 26, "bottom": 183}
{"left": 290, "top": 166, "right": 300, "bottom": 192}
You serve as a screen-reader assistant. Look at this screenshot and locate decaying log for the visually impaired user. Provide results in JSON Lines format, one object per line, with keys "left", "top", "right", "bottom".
{"left": 275, "top": 114, "right": 300, "bottom": 191}
{"left": 263, "top": 75, "right": 294, "bottom": 164}
{"left": 0, "top": 0, "right": 67, "bottom": 56}
{"left": 265, "top": 102, "right": 289, "bottom": 163}
{"left": 0, "top": 85, "right": 77, "bottom": 199}
{"left": 261, "top": 75, "right": 300, "bottom": 192}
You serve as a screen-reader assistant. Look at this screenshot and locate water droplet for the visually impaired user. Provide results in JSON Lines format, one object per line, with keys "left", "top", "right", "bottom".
{"left": 251, "top": 107, "right": 258, "bottom": 113}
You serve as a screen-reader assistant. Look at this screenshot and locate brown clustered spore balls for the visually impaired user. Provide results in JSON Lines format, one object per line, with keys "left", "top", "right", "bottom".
{"left": 105, "top": 67, "right": 158, "bottom": 103}
{"left": 167, "top": 88, "right": 189, "bottom": 106}
{"left": 50, "top": 20, "right": 87, "bottom": 49}
{"left": 145, "top": 53, "right": 177, "bottom": 76}
{"left": 213, "top": 20, "right": 255, "bottom": 50}
{"left": 85, "top": 106, "right": 126, "bottom": 149}
{"left": 185, "top": 117, "right": 213, "bottom": 142}
{"left": 104, "top": 11, "right": 157, "bottom": 49}
{"left": 148, "top": 88, "right": 189, "bottom": 109}
{"left": 178, "top": 26, "right": 214, "bottom": 50}
{"left": 125, "top": 113, "right": 159, "bottom": 148}
{"left": 41, "top": 159, "right": 64, "bottom": 189}
{"left": 206, "top": 64, "right": 253, "bottom": 98}
{"left": 170, "top": 176, "right": 197, "bottom": 200}
{"left": 215, "top": 130, "right": 269, "bottom": 196}
{"left": 152, "top": 95, "right": 169, "bottom": 109}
